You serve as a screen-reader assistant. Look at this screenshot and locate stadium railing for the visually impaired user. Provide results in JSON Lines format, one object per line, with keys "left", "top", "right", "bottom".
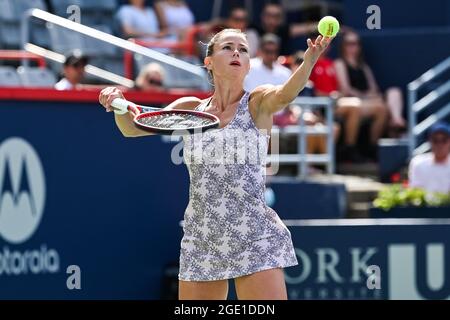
{"left": 408, "top": 56, "right": 450, "bottom": 157}
{"left": 0, "top": 50, "right": 46, "bottom": 67}
{"left": 268, "top": 96, "right": 335, "bottom": 179}
{"left": 123, "top": 25, "right": 204, "bottom": 81}
{"left": 20, "top": 8, "right": 207, "bottom": 87}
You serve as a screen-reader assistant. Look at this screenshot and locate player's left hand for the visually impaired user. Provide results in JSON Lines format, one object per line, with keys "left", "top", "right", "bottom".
{"left": 304, "top": 35, "right": 332, "bottom": 65}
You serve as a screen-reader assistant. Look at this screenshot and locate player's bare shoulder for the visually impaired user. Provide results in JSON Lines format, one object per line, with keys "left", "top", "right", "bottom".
{"left": 248, "top": 84, "right": 276, "bottom": 114}
{"left": 164, "top": 96, "right": 204, "bottom": 111}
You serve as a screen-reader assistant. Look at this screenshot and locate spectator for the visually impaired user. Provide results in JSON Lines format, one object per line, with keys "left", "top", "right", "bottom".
{"left": 308, "top": 41, "right": 366, "bottom": 162}
{"left": 284, "top": 51, "right": 341, "bottom": 156}
{"left": 116, "top": 0, "right": 168, "bottom": 39}
{"left": 135, "top": 62, "right": 165, "bottom": 91}
{"left": 244, "top": 33, "right": 291, "bottom": 91}
{"left": 224, "top": 7, "right": 259, "bottom": 58}
{"left": 273, "top": 51, "right": 340, "bottom": 175}
{"left": 335, "top": 30, "right": 401, "bottom": 159}
{"left": 154, "top": 0, "right": 195, "bottom": 40}
{"left": 252, "top": 3, "right": 317, "bottom": 55}
{"left": 409, "top": 122, "right": 450, "bottom": 195}
{"left": 54, "top": 51, "right": 88, "bottom": 90}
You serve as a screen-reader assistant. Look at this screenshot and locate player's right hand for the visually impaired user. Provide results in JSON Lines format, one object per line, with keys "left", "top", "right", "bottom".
{"left": 99, "top": 87, "right": 125, "bottom": 112}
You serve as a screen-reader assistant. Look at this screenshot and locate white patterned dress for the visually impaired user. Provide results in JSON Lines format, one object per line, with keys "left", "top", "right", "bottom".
{"left": 179, "top": 91, "right": 298, "bottom": 281}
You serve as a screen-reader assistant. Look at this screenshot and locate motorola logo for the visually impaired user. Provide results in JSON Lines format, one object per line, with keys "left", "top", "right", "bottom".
{"left": 0, "top": 137, "right": 46, "bottom": 244}
{"left": 0, "top": 137, "right": 59, "bottom": 277}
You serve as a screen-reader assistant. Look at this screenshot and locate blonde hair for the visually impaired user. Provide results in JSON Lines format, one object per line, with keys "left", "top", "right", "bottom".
{"left": 135, "top": 62, "right": 165, "bottom": 88}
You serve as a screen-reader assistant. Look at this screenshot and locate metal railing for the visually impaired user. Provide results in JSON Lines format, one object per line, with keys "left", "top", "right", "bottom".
{"left": 124, "top": 25, "right": 203, "bottom": 80}
{"left": 20, "top": 9, "right": 206, "bottom": 85}
{"left": 408, "top": 56, "right": 450, "bottom": 157}
{"left": 268, "top": 96, "right": 335, "bottom": 179}
{"left": 0, "top": 50, "right": 46, "bottom": 68}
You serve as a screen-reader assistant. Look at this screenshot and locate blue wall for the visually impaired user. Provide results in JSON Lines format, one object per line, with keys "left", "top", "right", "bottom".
{"left": 285, "top": 220, "right": 450, "bottom": 300}
{"left": 0, "top": 100, "right": 188, "bottom": 299}
{"left": 342, "top": 0, "right": 450, "bottom": 29}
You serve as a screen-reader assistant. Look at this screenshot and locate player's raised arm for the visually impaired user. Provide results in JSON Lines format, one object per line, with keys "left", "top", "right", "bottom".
{"left": 254, "top": 35, "right": 332, "bottom": 115}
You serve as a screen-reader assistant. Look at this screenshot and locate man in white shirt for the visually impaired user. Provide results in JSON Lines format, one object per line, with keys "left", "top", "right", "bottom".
{"left": 244, "top": 33, "right": 291, "bottom": 91}
{"left": 409, "top": 122, "right": 450, "bottom": 194}
{"left": 54, "top": 52, "right": 88, "bottom": 90}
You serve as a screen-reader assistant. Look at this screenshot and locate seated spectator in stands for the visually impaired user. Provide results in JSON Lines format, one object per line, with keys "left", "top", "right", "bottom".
{"left": 224, "top": 7, "right": 259, "bottom": 58}
{"left": 54, "top": 52, "right": 88, "bottom": 90}
{"left": 308, "top": 42, "right": 365, "bottom": 162}
{"left": 116, "top": 0, "right": 168, "bottom": 39}
{"left": 244, "top": 34, "right": 291, "bottom": 91}
{"left": 270, "top": 51, "right": 340, "bottom": 175}
{"left": 335, "top": 31, "right": 405, "bottom": 159}
{"left": 252, "top": 3, "right": 317, "bottom": 55}
{"left": 409, "top": 122, "right": 450, "bottom": 195}
{"left": 154, "top": 0, "right": 195, "bottom": 40}
{"left": 284, "top": 51, "right": 340, "bottom": 156}
{"left": 135, "top": 62, "right": 165, "bottom": 91}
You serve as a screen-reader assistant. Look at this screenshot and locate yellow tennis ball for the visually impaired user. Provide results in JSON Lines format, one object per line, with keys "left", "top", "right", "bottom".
{"left": 318, "top": 16, "right": 340, "bottom": 37}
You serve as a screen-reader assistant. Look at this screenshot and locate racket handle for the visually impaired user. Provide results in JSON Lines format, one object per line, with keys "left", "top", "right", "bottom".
{"left": 111, "top": 98, "right": 136, "bottom": 115}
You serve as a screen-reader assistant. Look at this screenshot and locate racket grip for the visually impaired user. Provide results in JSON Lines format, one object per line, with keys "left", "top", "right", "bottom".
{"left": 111, "top": 98, "right": 136, "bottom": 115}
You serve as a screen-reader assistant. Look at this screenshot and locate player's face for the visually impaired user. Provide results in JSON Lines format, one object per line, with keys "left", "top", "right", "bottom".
{"left": 430, "top": 132, "right": 450, "bottom": 159}
{"left": 206, "top": 33, "right": 250, "bottom": 82}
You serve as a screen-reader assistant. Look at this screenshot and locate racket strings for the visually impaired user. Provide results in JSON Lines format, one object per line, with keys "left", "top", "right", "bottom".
{"left": 137, "top": 113, "right": 216, "bottom": 130}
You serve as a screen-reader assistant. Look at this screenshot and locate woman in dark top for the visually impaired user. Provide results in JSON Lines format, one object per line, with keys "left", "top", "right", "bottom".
{"left": 335, "top": 31, "right": 405, "bottom": 158}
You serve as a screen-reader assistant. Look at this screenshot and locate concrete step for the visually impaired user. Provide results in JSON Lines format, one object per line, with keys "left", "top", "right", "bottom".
{"left": 346, "top": 202, "right": 373, "bottom": 218}
{"left": 347, "top": 190, "right": 379, "bottom": 203}
{"left": 308, "top": 173, "right": 386, "bottom": 218}
{"left": 337, "top": 162, "right": 379, "bottom": 179}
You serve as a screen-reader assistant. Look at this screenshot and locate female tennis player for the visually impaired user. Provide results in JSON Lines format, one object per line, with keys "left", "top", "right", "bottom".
{"left": 99, "top": 29, "right": 331, "bottom": 300}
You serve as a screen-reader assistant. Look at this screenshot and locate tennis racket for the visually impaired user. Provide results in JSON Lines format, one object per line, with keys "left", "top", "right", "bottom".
{"left": 111, "top": 98, "right": 220, "bottom": 135}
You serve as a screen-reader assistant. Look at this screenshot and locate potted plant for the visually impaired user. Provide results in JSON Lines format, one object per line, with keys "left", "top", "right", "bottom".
{"left": 370, "top": 184, "right": 450, "bottom": 218}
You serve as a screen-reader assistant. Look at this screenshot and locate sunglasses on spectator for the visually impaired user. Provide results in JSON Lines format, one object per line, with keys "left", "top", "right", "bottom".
{"left": 262, "top": 48, "right": 278, "bottom": 55}
{"left": 431, "top": 136, "right": 450, "bottom": 144}
{"left": 231, "top": 15, "right": 247, "bottom": 22}
{"left": 147, "top": 78, "right": 163, "bottom": 86}
{"left": 344, "top": 41, "right": 360, "bottom": 46}
{"left": 264, "top": 11, "right": 282, "bottom": 18}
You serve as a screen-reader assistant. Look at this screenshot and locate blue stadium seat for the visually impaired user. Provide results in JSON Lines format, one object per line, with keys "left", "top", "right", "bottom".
{"left": 0, "top": 0, "right": 48, "bottom": 49}
{"left": 82, "top": 25, "right": 119, "bottom": 57}
{"left": 0, "top": 66, "right": 21, "bottom": 86}
{"left": 50, "top": 0, "right": 117, "bottom": 16}
{"left": 0, "top": 0, "right": 47, "bottom": 22}
{"left": 30, "top": 20, "right": 51, "bottom": 48}
{"left": 0, "top": 22, "right": 21, "bottom": 48}
{"left": 16, "top": 66, "right": 57, "bottom": 87}
{"left": 47, "top": 23, "right": 86, "bottom": 55}
{"left": 0, "top": 0, "right": 16, "bottom": 22}
{"left": 18, "top": 0, "right": 47, "bottom": 13}
{"left": 48, "top": 23, "right": 119, "bottom": 57}
{"left": 100, "top": 56, "right": 125, "bottom": 77}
